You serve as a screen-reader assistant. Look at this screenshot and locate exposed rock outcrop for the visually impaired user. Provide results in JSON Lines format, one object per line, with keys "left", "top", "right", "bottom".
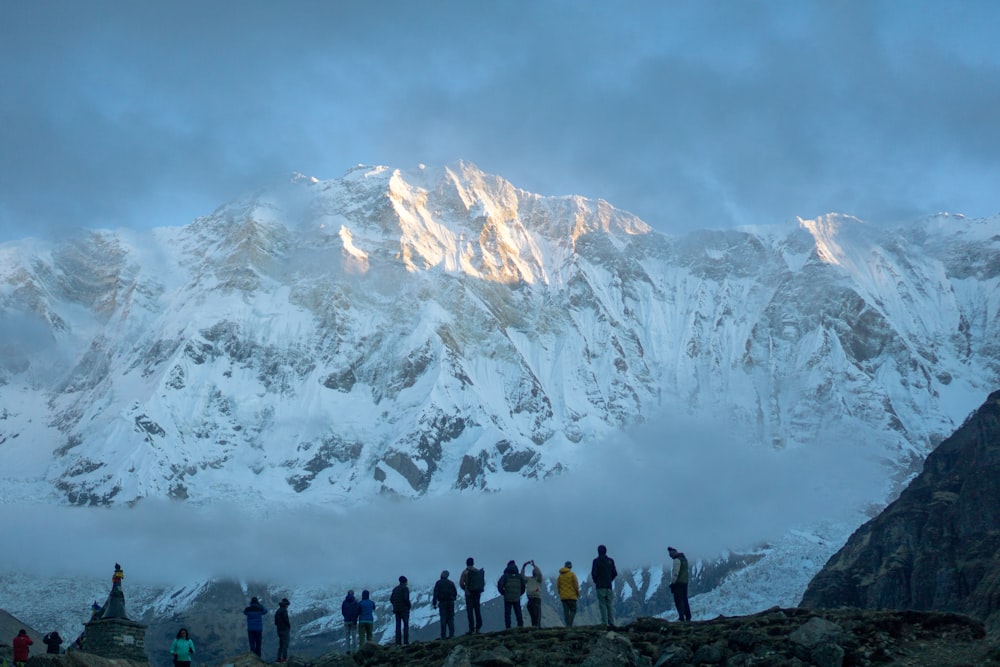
{"left": 801, "top": 390, "right": 1000, "bottom": 633}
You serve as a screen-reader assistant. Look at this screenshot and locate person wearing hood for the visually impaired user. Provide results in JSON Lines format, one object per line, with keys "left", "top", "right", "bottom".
{"left": 432, "top": 570, "right": 459, "bottom": 638}
{"left": 390, "top": 576, "right": 411, "bottom": 645}
{"left": 43, "top": 631, "right": 63, "bottom": 654}
{"left": 357, "top": 590, "right": 376, "bottom": 647}
{"left": 341, "top": 590, "right": 361, "bottom": 653}
{"left": 242, "top": 596, "right": 268, "bottom": 657}
{"left": 667, "top": 546, "right": 692, "bottom": 621}
{"left": 497, "top": 560, "right": 526, "bottom": 629}
{"left": 274, "top": 598, "right": 291, "bottom": 662}
{"left": 521, "top": 560, "right": 543, "bottom": 627}
{"left": 557, "top": 561, "right": 580, "bottom": 627}
{"left": 13, "top": 629, "right": 33, "bottom": 667}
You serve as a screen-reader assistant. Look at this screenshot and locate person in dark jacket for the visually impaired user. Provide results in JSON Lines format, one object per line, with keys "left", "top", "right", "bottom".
{"left": 274, "top": 598, "right": 291, "bottom": 662}
{"left": 390, "top": 576, "right": 411, "bottom": 645}
{"left": 497, "top": 560, "right": 526, "bottom": 629}
{"left": 458, "top": 557, "right": 485, "bottom": 634}
{"left": 591, "top": 544, "right": 618, "bottom": 628}
{"left": 341, "top": 590, "right": 361, "bottom": 653}
{"left": 13, "top": 629, "right": 33, "bottom": 667}
{"left": 432, "top": 570, "right": 459, "bottom": 638}
{"left": 357, "top": 590, "right": 376, "bottom": 647}
{"left": 243, "top": 596, "right": 269, "bottom": 657}
{"left": 43, "top": 631, "right": 63, "bottom": 654}
{"left": 667, "top": 546, "right": 692, "bottom": 621}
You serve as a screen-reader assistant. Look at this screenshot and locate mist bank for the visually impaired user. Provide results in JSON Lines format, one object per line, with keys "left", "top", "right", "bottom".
{"left": 0, "top": 407, "right": 889, "bottom": 591}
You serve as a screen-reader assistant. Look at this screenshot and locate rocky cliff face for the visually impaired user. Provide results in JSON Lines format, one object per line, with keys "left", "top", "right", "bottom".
{"left": 800, "top": 390, "right": 1000, "bottom": 632}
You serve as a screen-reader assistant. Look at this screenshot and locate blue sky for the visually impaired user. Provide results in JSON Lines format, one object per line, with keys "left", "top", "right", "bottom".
{"left": 2, "top": 0, "right": 999, "bottom": 242}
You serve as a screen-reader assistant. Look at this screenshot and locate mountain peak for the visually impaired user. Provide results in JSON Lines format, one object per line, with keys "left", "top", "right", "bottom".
{"left": 0, "top": 164, "right": 997, "bottom": 515}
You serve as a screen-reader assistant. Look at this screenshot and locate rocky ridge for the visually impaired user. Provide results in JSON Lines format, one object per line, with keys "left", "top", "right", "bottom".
{"left": 321, "top": 609, "right": 993, "bottom": 667}
{"left": 4, "top": 607, "right": 996, "bottom": 667}
{"left": 800, "top": 390, "right": 1000, "bottom": 634}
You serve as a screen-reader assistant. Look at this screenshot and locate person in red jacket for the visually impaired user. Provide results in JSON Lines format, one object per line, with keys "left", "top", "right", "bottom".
{"left": 13, "top": 629, "right": 33, "bottom": 667}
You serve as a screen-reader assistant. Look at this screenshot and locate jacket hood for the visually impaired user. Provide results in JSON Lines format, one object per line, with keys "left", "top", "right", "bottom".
{"left": 559, "top": 566, "right": 572, "bottom": 574}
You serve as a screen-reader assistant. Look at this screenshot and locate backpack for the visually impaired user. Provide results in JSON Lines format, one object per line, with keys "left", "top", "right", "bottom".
{"left": 467, "top": 567, "right": 485, "bottom": 593}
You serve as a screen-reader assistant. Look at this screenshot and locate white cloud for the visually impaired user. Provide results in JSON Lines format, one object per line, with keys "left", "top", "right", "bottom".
{"left": 0, "top": 406, "right": 886, "bottom": 592}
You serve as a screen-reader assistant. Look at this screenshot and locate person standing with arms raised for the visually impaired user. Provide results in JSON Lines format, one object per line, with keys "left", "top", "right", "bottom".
{"left": 242, "top": 596, "right": 268, "bottom": 657}
{"left": 522, "top": 560, "right": 544, "bottom": 628}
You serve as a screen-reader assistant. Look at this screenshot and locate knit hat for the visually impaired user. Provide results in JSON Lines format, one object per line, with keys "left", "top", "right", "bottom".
{"left": 565, "top": 561, "right": 573, "bottom": 568}
{"left": 441, "top": 570, "right": 450, "bottom": 578}
{"left": 279, "top": 598, "right": 290, "bottom": 606}
{"left": 399, "top": 575, "right": 408, "bottom": 583}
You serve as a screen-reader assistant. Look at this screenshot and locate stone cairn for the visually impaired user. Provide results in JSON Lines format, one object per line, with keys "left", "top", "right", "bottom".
{"left": 79, "top": 563, "right": 148, "bottom": 662}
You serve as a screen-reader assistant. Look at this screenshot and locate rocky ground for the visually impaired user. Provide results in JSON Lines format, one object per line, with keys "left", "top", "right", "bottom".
{"left": 287, "top": 607, "right": 996, "bottom": 667}
{"left": 4, "top": 607, "right": 997, "bottom": 667}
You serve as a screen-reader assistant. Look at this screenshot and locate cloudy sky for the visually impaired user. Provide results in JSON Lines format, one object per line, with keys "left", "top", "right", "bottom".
{"left": 2, "top": 0, "right": 999, "bottom": 243}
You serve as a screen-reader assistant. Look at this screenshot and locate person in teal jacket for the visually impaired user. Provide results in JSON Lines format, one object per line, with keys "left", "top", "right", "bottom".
{"left": 170, "top": 628, "right": 195, "bottom": 667}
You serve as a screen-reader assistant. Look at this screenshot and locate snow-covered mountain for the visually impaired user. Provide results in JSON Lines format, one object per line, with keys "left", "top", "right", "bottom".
{"left": 2, "top": 162, "right": 996, "bottom": 509}
{"left": 1, "top": 162, "right": 999, "bottom": 644}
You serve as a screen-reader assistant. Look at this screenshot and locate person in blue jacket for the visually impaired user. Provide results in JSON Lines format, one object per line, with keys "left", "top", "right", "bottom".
{"left": 341, "top": 590, "right": 361, "bottom": 653}
{"left": 357, "top": 590, "right": 376, "bottom": 648}
{"left": 243, "top": 596, "right": 268, "bottom": 657}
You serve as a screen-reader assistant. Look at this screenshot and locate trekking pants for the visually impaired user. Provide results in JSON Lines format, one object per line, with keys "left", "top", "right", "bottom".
{"left": 394, "top": 611, "right": 410, "bottom": 645}
{"left": 670, "top": 582, "right": 692, "bottom": 621}
{"left": 465, "top": 592, "right": 483, "bottom": 632}
{"left": 596, "top": 588, "right": 615, "bottom": 627}
{"left": 439, "top": 600, "right": 456, "bottom": 638}
{"left": 526, "top": 596, "right": 542, "bottom": 627}
{"left": 561, "top": 599, "right": 577, "bottom": 627}
{"left": 247, "top": 630, "right": 263, "bottom": 656}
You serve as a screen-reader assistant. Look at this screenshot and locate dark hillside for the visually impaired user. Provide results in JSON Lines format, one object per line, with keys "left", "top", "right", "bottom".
{"left": 801, "top": 390, "right": 1000, "bottom": 634}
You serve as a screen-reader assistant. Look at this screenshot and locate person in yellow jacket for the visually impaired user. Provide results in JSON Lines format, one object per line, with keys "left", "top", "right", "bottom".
{"left": 556, "top": 561, "right": 580, "bottom": 627}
